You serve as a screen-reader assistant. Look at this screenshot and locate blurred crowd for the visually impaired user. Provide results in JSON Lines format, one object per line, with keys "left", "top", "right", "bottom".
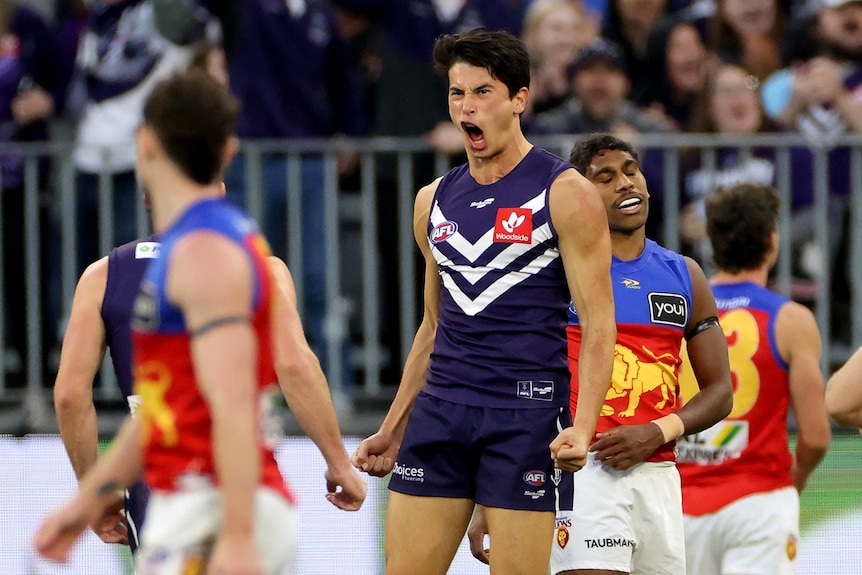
{"left": 3, "top": 0, "right": 862, "bottom": 388}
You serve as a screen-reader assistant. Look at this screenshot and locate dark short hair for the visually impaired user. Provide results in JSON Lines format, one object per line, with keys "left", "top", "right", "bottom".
{"left": 142, "top": 71, "right": 238, "bottom": 185}
{"left": 433, "top": 28, "right": 530, "bottom": 98}
{"left": 706, "top": 182, "right": 780, "bottom": 273}
{"left": 569, "top": 133, "right": 639, "bottom": 173}
{"left": 568, "top": 39, "right": 627, "bottom": 77}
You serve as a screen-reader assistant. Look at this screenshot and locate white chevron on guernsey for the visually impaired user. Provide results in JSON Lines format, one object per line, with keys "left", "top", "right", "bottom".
{"left": 428, "top": 189, "right": 549, "bottom": 263}
{"left": 441, "top": 247, "right": 560, "bottom": 316}
{"left": 429, "top": 188, "right": 560, "bottom": 315}
{"left": 432, "top": 222, "right": 554, "bottom": 286}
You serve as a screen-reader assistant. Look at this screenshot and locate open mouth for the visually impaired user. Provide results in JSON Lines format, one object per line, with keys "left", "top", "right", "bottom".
{"left": 618, "top": 197, "right": 642, "bottom": 212}
{"left": 462, "top": 122, "right": 486, "bottom": 148}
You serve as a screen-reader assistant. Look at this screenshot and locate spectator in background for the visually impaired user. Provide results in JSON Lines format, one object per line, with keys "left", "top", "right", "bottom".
{"left": 709, "top": 0, "right": 787, "bottom": 81}
{"left": 602, "top": 0, "right": 671, "bottom": 103}
{"left": 222, "top": 0, "right": 367, "bottom": 391}
{"left": 762, "top": 0, "right": 862, "bottom": 136}
{"left": 521, "top": 0, "right": 599, "bottom": 116}
{"left": 527, "top": 39, "right": 674, "bottom": 136}
{"left": 333, "top": 6, "right": 382, "bottom": 134}
{"left": 187, "top": 38, "right": 228, "bottom": 88}
{"left": 680, "top": 62, "right": 845, "bottom": 289}
{"left": 639, "top": 14, "right": 713, "bottom": 131}
{"left": 681, "top": 63, "right": 783, "bottom": 268}
{"left": 760, "top": 0, "right": 860, "bottom": 337}
{"left": 69, "top": 0, "right": 217, "bottom": 276}
{"left": 0, "top": 0, "right": 70, "bottom": 384}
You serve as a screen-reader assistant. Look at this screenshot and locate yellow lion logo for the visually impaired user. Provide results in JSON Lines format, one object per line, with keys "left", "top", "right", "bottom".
{"left": 602, "top": 344, "right": 677, "bottom": 417}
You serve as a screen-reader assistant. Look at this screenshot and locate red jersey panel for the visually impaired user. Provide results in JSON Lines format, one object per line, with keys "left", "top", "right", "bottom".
{"left": 568, "top": 240, "right": 693, "bottom": 463}
{"left": 677, "top": 281, "right": 791, "bottom": 515}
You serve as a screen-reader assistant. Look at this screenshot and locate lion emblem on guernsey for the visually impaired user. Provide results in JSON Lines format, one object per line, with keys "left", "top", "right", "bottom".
{"left": 601, "top": 344, "right": 677, "bottom": 417}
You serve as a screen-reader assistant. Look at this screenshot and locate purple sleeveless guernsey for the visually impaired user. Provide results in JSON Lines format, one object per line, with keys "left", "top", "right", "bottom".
{"left": 425, "top": 147, "right": 573, "bottom": 408}
{"left": 102, "top": 235, "right": 161, "bottom": 401}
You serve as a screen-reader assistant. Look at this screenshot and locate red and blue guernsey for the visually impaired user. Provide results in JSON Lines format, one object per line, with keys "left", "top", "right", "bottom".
{"left": 130, "top": 198, "right": 293, "bottom": 502}
{"left": 568, "top": 239, "right": 693, "bottom": 462}
{"left": 425, "top": 147, "right": 573, "bottom": 408}
{"left": 677, "top": 282, "right": 792, "bottom": 516}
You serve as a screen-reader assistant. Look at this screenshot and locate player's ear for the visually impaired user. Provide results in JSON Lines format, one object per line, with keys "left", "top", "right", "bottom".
{"left": 513, "top": 86, "right": 528, "bottom": 115}
{"left": 136, "top": 125, "right": 159, "bottom": 163}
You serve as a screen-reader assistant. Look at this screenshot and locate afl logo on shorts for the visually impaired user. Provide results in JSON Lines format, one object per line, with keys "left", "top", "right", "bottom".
{"left": 430, "top": 220, "right": 458, "bottom": 244}
{"left": 523, "top": 470, "right": 546, "bottom": 486}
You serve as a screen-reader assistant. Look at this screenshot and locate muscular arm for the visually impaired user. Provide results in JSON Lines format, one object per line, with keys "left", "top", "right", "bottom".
{"left": 776, "top": 302, "right": 830, "bottom": 491}
{"left": 548, "top": 170, "right": 616, "bottom": 468}
{"left": 54, "top": 258, "right": 108, "bottom": 481}
{"left": 352, "top": 180, "right": 442, "bottom": 476}
{"left": 267, "top": 256, "right": 365, "bottom": 509}
{"left": 167, "top": 232, "right": 259, "bottom": 542}
{"left": 826, "top": 347, "right": 862, "bottom": 428}
{"left": 674, "top": 259, "right": 733, "bottom": 434}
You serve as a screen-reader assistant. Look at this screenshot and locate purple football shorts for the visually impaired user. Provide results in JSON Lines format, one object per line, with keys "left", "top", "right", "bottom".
{"left": 389, "top": 391, "right": 573, "bottom": 512}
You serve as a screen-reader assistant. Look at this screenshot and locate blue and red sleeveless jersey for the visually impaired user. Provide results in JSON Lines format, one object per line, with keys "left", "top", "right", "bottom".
{"left": 677, "top": 281, "right": 792, "bottom": 515}
{"left": 424, "top": 147, "right": 574, "bottom": 408}
{"left": 102, "top": 235, "right": 160, "bottom": 401}
{"left": 568, "top": 239, "right": 693, "bottom": 462}
{"left": 130, "top": 198, "right": 292, "bottom": 502}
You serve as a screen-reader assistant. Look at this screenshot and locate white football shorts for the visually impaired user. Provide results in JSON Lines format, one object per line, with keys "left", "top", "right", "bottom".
{"left": 684, "top": 486, "right": 799, "bottom": 575}
{"left": 136, "top": 482, "right": 297, "bottom": 575}
{"left": 551, "top": 452, "right": 685, "bottom": 574}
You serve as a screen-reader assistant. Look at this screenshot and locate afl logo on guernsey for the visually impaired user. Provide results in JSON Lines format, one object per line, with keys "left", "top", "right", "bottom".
{"left": 648, "top": 292, "right": 688, "bottom": 327}
{"left": 494, "top": 208, "right": 532, "bottom": 244}
{"left": 430, "top": 220, "right": 458, "bottom": 244}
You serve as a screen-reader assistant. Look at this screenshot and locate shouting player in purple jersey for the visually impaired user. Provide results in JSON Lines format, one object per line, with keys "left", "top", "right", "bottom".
{"left": 352, "top": 28, "right": 616, "bottom": 575}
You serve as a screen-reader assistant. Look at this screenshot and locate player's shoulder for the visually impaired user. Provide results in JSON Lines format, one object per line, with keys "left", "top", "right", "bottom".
{"left": 775, "top": 297, "right": 818, "bottom": 331}
{"left": 415, "top": 176, "right": 444, "bottom": 215}
{"left": 547, "top": 167, "right": 604, "bottom": 231}
{"left": 75, "top": 255, "right": 109, "bottom": 301}
{"left": 548, "top": 166, "right": 597, "bottom": 205}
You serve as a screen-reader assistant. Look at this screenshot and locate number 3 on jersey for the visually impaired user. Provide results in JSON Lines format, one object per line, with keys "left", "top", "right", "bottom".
{"left": 678, "top": 309, "right": 760, "bottom": 418}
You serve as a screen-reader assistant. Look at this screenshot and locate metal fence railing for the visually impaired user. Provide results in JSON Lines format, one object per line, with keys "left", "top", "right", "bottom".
{"left": 1, "top": 133, "right": 860, "bottom": 432}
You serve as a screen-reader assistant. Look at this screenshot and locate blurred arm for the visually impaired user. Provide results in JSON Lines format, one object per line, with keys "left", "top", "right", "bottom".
{"left": 54, "top": 258, "right": 108, "bottom": 481}
{"left": 826, "top": 347, "right": 862, "bottom": 428}
{"left": 267, "top": 256, "right": 365, "bottom": 509}
{"left": 777, "top": 302, "right": 830, "bottom": 491}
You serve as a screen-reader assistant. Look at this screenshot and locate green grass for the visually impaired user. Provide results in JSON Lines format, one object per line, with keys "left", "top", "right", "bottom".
{"left": 796, "top": 431, "right": 862, "bottom": 532}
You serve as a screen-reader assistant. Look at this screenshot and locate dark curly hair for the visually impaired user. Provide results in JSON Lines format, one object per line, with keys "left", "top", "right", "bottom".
{"left": 706, "top": 182, "right": 780, "bottom": 273}
{"left": 569, "top": 133, "right": 639, "bottom": 173}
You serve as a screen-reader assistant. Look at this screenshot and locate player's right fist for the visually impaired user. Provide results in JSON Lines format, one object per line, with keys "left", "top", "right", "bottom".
{"left": 351, "top": 431, "right": 400, "bottom": 477}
